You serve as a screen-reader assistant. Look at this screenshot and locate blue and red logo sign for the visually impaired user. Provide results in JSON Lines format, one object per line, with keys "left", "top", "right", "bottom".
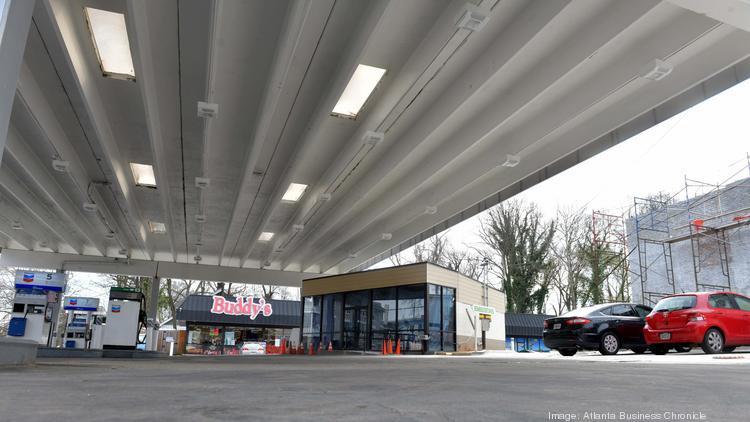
{"left": 22, "top": 272, "right": 34, "bottom": 283}
{"left": 112, "top": 305, "right": 121, "bottom": 313}
{"left": 69, "top": 299, "right": 77, "bottom": 306}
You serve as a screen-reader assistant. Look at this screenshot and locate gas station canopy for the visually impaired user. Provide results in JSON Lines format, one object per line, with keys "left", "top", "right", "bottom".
{"left": 2, "top": 0, "right": 750, "bottom": 282}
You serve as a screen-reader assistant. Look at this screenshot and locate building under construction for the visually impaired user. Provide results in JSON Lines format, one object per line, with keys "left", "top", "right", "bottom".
{"left": 626, "top": 161, "right": 750, "bottom": 306}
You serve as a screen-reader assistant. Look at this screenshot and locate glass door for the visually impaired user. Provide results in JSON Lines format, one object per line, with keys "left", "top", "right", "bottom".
{"left": 343, "top": 290, "right": 370, "bottom": 350}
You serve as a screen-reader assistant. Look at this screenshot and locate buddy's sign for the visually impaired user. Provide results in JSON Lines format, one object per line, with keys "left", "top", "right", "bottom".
{"left": 210, "top": 296, "right": 273, "bottom": 320}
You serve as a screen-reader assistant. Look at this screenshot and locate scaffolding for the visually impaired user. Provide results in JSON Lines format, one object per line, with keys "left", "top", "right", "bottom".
{"left": 630, "top": 156, "right": 750, "bottom": 305}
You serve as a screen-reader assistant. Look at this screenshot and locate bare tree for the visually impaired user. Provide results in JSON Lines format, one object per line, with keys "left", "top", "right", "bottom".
{"left": 443, "top": 248, "right": 484, "bottom": 280}
{"left": 413, "top": 233, "right": 449, "bottom": 265}
{"left": 0, "top": 267, "right": 16, "bottom": 334}
{"left": 479, "top": 200, "right": 555, "bottom": 313}
{"left": 579, "top": 218, "right": 629, "bottom": 305}
{"left": 549, "top": 208, "right": 588, "bottom": 314}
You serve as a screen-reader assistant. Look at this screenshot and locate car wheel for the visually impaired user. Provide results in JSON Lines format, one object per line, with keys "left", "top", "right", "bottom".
{"left": 631, "top": 347, "right": 647, "bottom": 355}
{"left": 674, "top": 346, "right": 692, "bottom": 353}
{"left": 558, "top": 349, "right": 577, "bottom": 357}
{"left": 599, "top": 332, "right": 620, "bottom": 355}
{"left": 651, "top": 346, "right": 669, "bottom": 355}
{"left": 701, "top": 328, "right": 724, "bottom": 354}
{"left": 722, "top": 346, "right": 736, "bottom": 353}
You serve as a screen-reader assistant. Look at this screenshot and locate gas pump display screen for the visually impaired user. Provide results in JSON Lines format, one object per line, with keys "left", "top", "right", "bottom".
{"left": 12, "top": 303, "right": 24, "bottom": 313}
{"left": 109, "top": 291, "right": 143, "bottom": 301}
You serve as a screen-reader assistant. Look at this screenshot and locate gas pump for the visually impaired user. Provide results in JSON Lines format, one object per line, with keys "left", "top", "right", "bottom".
{"left": 62, "top": 297, "right": 100, "bottom": 349}
{"left": 102, "top": 287, "right": 146, "bottom": 350}
{"left": 8, "top": 271, "right": 66, "bottom": 345}
{"left": 89, "top": 312, "right": 106, "bottom": 350}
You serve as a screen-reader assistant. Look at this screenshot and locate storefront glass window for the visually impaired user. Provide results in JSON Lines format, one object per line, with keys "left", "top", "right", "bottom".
{"left": 185, "top": 325, "right": 292, "bottom": 355}
{"left": 321, "top": 293, "right": 343, "bottom": 349}
{"left": 397, "top": 284, "right": 425, "bottom": 352}
{"left": 371, "top": 287, "right": 397, "bottom": 351}
{"left": 427, "top": 284, "right": 442, "bottom": 351}
{"left": 425, "top": 284, "right": 456, "bottom": 352}
{"left": 441, "top": 287, "right": 456, "bottom": 351}
{"left": 186, "top": 325, "right": 223, "bottom": 355}
{"left": 343, "top": 290, "right": 369, "bottom": 350}
{"left": 302, "top": 296, "right": 322, "bottom": 348}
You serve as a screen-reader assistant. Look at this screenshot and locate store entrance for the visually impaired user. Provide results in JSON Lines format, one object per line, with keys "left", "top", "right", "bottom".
{"left": 343, "top": 291, "right": 369, "bottom": 350}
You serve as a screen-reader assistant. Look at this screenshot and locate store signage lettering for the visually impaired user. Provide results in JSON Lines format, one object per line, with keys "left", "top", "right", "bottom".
{"left": 210, "top": 296, "right": 273, "bottom": 320}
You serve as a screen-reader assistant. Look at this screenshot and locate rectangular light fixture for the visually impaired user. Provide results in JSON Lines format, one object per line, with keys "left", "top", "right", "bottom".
{"left": 331, "top": 64, "right": 386, "bottom": 118}
{"left": 259, "top": 232, "right": 274, "bottom": 242}
{"left": 84, "top": 7, "right": 136, "bottom": 80}
{"left": 282, "top": 183, "right": 307, "bottom": 202}
{"left": 148, "top": 221, "right": 166, "bottom": 234}
{"left": 130, "top": 163, "right": 156, "bottom": 187}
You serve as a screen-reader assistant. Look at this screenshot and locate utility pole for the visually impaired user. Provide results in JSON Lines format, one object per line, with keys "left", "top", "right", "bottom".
{"left": 481, "top": 257, "right": 489, "bottom": 306}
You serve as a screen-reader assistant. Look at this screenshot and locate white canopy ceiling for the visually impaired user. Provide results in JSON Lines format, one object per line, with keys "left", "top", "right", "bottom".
{"left": 2, "top": 0, "right": 750, "bottom": 279}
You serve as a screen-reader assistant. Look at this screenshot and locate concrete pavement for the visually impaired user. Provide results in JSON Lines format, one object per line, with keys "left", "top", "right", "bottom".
{"left": 0, "top": 354, "right": 746, "bottom": 421}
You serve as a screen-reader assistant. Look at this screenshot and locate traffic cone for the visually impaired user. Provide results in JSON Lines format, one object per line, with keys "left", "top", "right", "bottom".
{"left": 395, "top": 338, "right": 401, "bottom": 355}
{"left": 382, "top": 339, "right": 387, "bottom": 355}
{"left": 328, "top": 341, "right": 333, "bottom": 352}
{"left": 387, "top": 338, "right": 393, "bottom": 355}
{"left": 318, "top": 341, "right": 323, "bottom": 353}
{"left": 298, "top": 344, "right": 304, "bottom": 355}
{"left": 280, "top": 339, "right": 287, "bottom": 355}
{"left": 290, "top": 343, "right": 296, "bottom": 355}
{"left": 309, "top": 342, "right": 315, "bottom": 355}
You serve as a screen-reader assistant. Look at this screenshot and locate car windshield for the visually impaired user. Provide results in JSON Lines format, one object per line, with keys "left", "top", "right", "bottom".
{"left": 653, "top": 295, "right": 697, "bottom": 312}
{"left": 561, "top": 305, "right": 605, "bottom": 317}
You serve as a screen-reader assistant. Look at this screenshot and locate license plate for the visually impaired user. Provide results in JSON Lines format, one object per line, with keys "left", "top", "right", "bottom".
{"left": 553, "top": 323, "right": 561, "bottom": 330}
{"left": 659, "top": 333, "right": 671, "bottom": 340}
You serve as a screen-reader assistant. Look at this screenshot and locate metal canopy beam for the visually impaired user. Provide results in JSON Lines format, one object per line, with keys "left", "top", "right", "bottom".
{"left": 0, "top": 249, "right": 315, "bottom": 287}
{"left": 0, "top": 0, "right": 35, "bottom": 163}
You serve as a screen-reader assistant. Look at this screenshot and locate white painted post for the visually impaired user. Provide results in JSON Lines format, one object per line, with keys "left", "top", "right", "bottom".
{"left": 474, "top": 313, "right": 478, "bottom": 352}
{"left": 0, "top": 0, "right": 35, "bottom": 163}
{"left": 146, "top": 277, "right": 160, "bottom": 351}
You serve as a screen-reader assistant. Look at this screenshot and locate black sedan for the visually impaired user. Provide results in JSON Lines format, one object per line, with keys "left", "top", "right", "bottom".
{"left": 543, "top": 303, "right": 653, "bottom": 356}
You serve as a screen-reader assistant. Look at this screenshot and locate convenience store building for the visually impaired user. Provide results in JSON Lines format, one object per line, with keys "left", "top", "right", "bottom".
{"left": 300, "top": 263, "right": 506, "bottom": 353}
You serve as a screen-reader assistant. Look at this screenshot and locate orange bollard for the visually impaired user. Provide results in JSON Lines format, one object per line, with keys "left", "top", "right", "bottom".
{"left": 395, "top": 338, "right": 401, "bottom": 355}
{"left": 387, "top": 338, "right": 393, "bottom": 355}
{"left": 328, "top": 341, "right": 333, "bottom": 352}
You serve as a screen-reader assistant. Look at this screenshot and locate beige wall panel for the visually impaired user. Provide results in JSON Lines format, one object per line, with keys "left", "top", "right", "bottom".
{"left": 425, "top": 265, "right": 460, "bottom": 289}
{"left": 457, "top": 281, "right": 483, "bottom": 305}
{"left": 488, "top": 289, "right": 506, "bottom": 312}
{"left": 302, "top": 264, "right": 427, "bottom": 296}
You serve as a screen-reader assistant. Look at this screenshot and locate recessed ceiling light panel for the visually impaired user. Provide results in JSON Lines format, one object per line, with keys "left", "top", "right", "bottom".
{"left": 84, "top": 7, "right": 136, "bottom": 80}
{"left": 259, "top": 232, "right": 274, "bottom": 242}
{"left": 332, "top": 64, "right": 386, "bottom": 118}
{"left": 130, "top": 163, "right": 156, "bottom": 187}
{"left": 148, "top": 221, "right": 166, "bottom": 234}
{"left": 282, "top": 183, "right": 308, "bottom": 202}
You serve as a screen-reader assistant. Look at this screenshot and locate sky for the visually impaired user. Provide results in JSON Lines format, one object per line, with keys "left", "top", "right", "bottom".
{"left": 372, "top": 77, "right": 750, "bottom": 266}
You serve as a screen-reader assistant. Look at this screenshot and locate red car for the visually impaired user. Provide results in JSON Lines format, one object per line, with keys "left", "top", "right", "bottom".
{"left": 644, "top": 292, "right": 750, "bottom": 354}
